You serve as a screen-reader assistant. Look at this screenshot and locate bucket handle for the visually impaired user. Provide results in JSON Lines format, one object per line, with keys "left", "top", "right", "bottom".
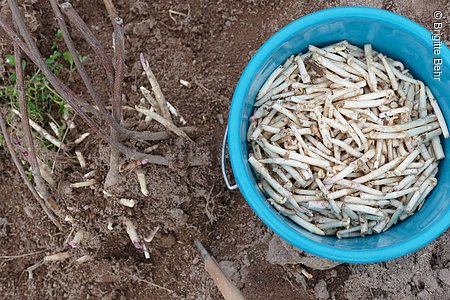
{"left": 221, "top": 126, "right": 238, "bottom": 190}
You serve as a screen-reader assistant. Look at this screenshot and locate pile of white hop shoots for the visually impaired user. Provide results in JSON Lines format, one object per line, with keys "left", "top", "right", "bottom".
{"left": 247, "top": 41, "right": 448, "bottom": 238}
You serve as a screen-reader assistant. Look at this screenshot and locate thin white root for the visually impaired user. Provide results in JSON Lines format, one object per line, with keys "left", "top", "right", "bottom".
{"left": 426, "top": 87, "right": 449, "bottom": 138}
{"left": 295, "top": 55, "right": 311, "bottom": 83}
{"left": 143, "top": 244, "right": 150, "bottom": 259}
{"left": 65, "top": 215, "right": 75, "bottom": 224}
{"left": 300, "top": 267, "right": 313, "bottom": 279}
{"left": 83, "top": 170, "right": 97, "bottom": 178}
{"left": 140, "top": 53, "right": 172, "bottom": 122}
{"left": 103, "top": 190, "right": 113, "bottom": 197}
{"left": 166, "top": 100, "right": 187, "bottom": 125}
{"left": 75, "top": 151, "right": 86, "bottom": 168}
{"left": 135, "top": 106, "right": 191, "bottom": 140}
{"left": 74, "top": 133, "right": 90, "bottom": 144}
{"left": 76, "top": 255, "right": 93, "bottom": 264}
{"left": 144, "top": 226, "right": 160, "bottom": 243}
{"left": 70, "top": 179, "right": 96, "bottom": 188}
{"left": 144, "top": 106, "right": 156, "bottom": 123}
{"left": 140, "top": 86, "right": 159, "bottom": 110}
{"left": 119, "top": 198, "right": 136, "bottom": 208}
{"left": 289, "top": 215, "right": 325, "bottom": 235}
{"left": 431, "top": 137, "right": 445, "bottom": 160}
{"left": 68, "top": 230, "right": 85, "bottom": 248}
{"left": 49, "top": 122, "right": 59, "bottom": 137}
{"left": 44, "top": 252, "right": 71, "bottom": 262}
{"left": 144, "top": 144, "right": 159, "bottom": 153}
{"left": 11, "top": 109, "right": 67, "bottom": 150}
{"left": 37, "top": 158, "right": 56, "bottom": 187}
{"left": 123, "top": 218, "right": 142, "bottom": 249}
{"left": 136, "top": 169, "right": 149, "bottom": 196}
{"left": 179, "top": 79, "right": 192, "bottom": 88}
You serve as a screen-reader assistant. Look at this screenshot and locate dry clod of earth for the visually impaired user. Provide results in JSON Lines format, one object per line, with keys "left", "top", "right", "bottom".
{"left": 267, "top": 235, "right": 342, "bottom": 270}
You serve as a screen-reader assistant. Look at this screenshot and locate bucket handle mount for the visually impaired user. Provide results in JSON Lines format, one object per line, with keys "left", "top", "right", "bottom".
{"left": 221, "top": 126, "right": 238, "bottom": 190}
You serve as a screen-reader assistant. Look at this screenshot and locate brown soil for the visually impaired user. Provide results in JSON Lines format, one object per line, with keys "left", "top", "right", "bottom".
{"left": 1, "top": 0, "right": 450, "bottom": 300}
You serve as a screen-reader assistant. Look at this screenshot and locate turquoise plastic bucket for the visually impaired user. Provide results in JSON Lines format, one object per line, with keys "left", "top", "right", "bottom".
{"left": 227, "top": 7, "right": 450, "bottom": 263}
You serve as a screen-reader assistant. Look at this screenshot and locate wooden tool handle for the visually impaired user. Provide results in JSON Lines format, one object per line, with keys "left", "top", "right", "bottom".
{"left": 194, "top": 239, "right": 245, "bottom": 300}
{"left": 204, "top": 256, "right": 245, "bottom": 300}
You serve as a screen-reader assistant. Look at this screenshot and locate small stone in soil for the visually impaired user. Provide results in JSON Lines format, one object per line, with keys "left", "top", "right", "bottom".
{"left": 218, "top": 260, "right": 239, "bottom": 278}
{"left": 314, "top": 279, "right": 330, "bottom": 300}
{"left": 438, "top": 269, "right": 450, "bottom": 286}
